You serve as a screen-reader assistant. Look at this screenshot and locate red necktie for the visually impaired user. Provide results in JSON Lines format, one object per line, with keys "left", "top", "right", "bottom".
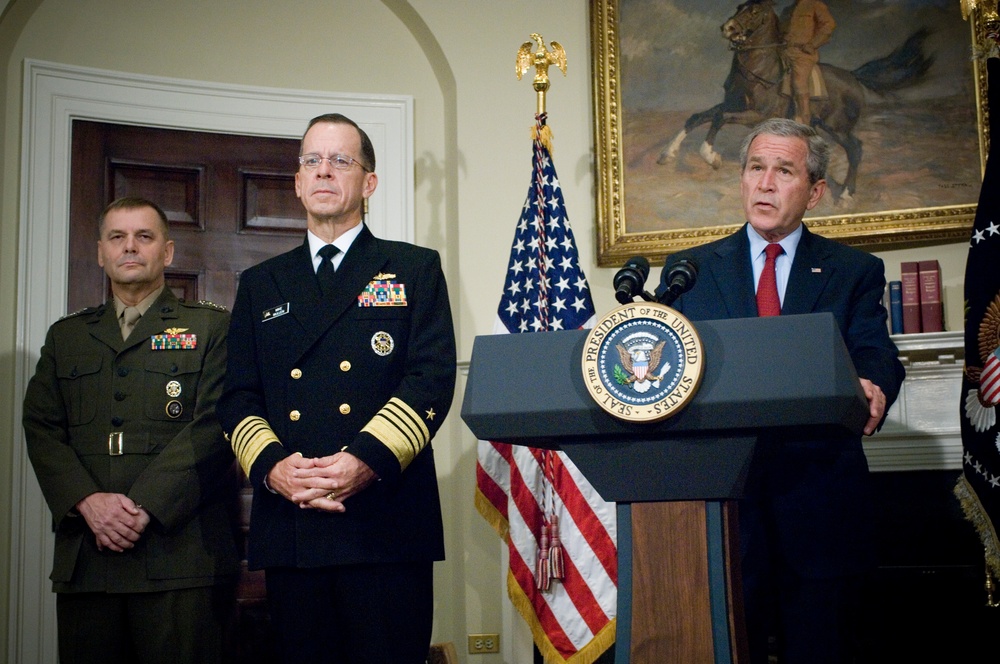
{"left": 756, "top": 243, "right": 783, "bottom": 317}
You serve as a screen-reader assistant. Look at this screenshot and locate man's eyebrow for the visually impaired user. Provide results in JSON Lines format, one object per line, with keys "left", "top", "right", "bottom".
{"left": 747, "top": 155, "right": 796, "bottom": 169}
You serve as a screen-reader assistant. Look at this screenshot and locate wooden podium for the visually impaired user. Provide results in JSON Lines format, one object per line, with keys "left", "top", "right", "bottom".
{"left": 461, "top": 312, "right": 869, "bottom": 664}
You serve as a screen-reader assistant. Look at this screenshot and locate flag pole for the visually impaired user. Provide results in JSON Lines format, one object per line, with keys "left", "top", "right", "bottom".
{"left": 516, "top": 33, "right": 572, "bottom": 593}
{"left": 472, "top": 33, "right": 617, "bottom": 664}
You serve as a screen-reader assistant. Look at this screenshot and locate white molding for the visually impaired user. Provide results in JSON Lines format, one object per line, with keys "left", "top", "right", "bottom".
{"left": 10, "top": 59, "right": 413, "bottom": 664}
{"left": 864, "top": 330, "right": 965, "bottom": 472}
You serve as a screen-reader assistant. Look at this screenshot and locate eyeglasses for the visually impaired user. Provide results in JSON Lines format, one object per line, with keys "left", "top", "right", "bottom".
{"left": 298, "top": 153, "right": 370, "bottom": 172}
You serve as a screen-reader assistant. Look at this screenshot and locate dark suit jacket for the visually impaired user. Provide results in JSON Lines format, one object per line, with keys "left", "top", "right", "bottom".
{"left": 217, "top": 225, "right": 456, "bottom": 570}
{"left": 656, "top": 223, "right": 905, "bottom": 578}
{"left": 22, "top": 289, "right": 240, "bottom": 592}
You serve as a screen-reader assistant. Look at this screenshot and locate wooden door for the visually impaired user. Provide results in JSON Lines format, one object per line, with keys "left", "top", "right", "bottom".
{"left": 69, "top": 119, "right": 305, "bottom": 311}
{"left": 69, "top": 120, "right": 305, "bottom": 663}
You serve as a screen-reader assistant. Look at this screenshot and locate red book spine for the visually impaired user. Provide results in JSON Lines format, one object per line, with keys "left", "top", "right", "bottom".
{"left": 918, "top": 259, "right": 943, "bottom": 332}
{"left": 900, "top": 261, "right": 922, "bottom": 333}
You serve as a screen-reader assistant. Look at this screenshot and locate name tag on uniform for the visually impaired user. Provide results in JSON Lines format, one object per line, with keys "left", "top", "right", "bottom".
{"left": 263, "top": 303, "right": 290, "bottom": 321}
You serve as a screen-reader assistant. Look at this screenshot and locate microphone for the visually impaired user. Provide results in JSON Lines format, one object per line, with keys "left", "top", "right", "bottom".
{"left": 613, "top": 256, "right": 651, "bottom": 304}
{"left": 658, "top": 256, "right": 698, "bottom": 307}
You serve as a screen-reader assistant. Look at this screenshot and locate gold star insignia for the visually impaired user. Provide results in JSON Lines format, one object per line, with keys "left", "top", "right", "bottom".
{"left": 425, "top": 408, "right": 436, "bottom": 421}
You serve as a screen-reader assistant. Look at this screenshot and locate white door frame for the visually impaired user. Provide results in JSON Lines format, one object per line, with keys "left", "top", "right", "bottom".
{"left": 10, "top": 59, "right": 414, "bottom": 664}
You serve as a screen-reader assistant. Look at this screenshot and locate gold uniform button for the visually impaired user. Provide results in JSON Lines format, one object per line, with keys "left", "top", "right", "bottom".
{"left": 339, "top": 404, "right": 351, "bottom": 415}
{"left": 340, "top": 361, "right": 351, "bottom": 372}
{"left": 291, "top": 368, "right": 302, "bottom": 379}
{"left": 290, "top": 410, "right": 301, "bottom": 421}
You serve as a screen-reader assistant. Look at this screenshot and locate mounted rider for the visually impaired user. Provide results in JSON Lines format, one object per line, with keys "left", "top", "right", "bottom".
{"left": 780, "top": 0, "right": 836, "bottom": 125}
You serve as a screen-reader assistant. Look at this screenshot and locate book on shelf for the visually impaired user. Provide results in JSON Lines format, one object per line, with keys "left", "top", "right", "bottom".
{"left": 900, "top": 261, "right": 922, "bottom": 333}
{"left": 918, "top": 259, "right": 944, "bottom": 332}
{"left": 889, "top": 280, "right": 903, "bottom": 335}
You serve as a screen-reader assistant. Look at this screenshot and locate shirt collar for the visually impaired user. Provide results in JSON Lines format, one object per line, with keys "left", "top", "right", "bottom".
{"left": 307, "top": 222, "right": 364, "bottom": 263}
{"left": 114, "top": 285, "right": 165, "bottom": 319}
{"left": 746, "top": 222, "right": 803, "bottom": 263}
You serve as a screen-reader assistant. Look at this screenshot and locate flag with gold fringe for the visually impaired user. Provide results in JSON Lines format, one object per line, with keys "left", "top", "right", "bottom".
{"left": 956, "top": 56, "right": 1000, "bottom": 590}
{"left": 474, "top": 113, "right": 617, "bottom": 664}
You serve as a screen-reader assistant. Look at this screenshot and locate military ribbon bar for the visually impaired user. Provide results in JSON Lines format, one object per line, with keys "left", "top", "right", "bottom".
{"left": 150, "top": 333, "right": 198, "bottom": 350}
{"left": 358, "top": 280, "right": 408, "bottom": 307}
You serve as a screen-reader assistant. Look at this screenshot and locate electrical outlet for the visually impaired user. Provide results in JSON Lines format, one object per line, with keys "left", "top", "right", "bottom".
{"left": 468, "top": 633, "right": 500, "bottom": 654}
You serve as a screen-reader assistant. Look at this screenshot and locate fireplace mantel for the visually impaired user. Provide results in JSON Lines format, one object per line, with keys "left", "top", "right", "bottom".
{"left": 864, "top": 331, "right": 965, "bottom": 472}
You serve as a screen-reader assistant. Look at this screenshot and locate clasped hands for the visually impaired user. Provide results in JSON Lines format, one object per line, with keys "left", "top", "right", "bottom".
{"left": 76, "top": 492, "right": 150, "bottom": 553}
{"left": 266, "top": 451, "right": 377, "bottom": 512}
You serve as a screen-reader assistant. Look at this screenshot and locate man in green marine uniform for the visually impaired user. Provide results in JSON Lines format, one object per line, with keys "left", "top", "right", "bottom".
{"left": 22, "top": 196, "right": 240, "bottom": 664}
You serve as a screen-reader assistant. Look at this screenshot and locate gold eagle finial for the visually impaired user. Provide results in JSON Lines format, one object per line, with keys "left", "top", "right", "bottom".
{"left": 961, "top": 0, "right": 994, "bottom": 20}
{"left": 961, "top": 1, "right": 1000, "bottom": 59}
{"left": 516, "top": 33, "right": 567, "bottom": 115}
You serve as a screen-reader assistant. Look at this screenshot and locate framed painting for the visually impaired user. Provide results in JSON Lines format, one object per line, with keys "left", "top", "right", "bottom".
{"left": 591, "top": 0, "right": 989, "bottom": 266}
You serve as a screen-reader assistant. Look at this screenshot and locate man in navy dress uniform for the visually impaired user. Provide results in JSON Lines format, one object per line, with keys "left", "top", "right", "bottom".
{"left": 218, "top": 113, "right": 456, "bottom": 663}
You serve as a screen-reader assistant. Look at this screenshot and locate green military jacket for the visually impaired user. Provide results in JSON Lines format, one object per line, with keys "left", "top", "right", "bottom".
{"left": 23, "top": 288, "right": 240, "bottom": 593}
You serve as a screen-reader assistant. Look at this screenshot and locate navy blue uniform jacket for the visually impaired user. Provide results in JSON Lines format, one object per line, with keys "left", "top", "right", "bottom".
{"left": 657, "top": 223, "right": 905, "bottom": 577}
{"left": 217, "top": 226, "right": 456, "bottom": 570}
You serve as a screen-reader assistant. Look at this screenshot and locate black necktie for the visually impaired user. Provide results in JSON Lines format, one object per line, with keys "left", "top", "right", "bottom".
{"left": 317, "top": 244, "right": 339, "bottom": 295}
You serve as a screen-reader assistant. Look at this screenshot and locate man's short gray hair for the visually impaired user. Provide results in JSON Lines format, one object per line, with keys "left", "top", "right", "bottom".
{"left": 739, "top": 118, "right": 830, "bottom": 184}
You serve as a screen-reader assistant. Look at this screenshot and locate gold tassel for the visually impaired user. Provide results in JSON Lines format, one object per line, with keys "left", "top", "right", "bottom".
{"left": 530, "top": 123, "right": 554, "bottom": 157}
{"left": 535, "top": 523, "right": 551, "bottom": 591}
{"left": 955, "top": 475, "right": 1000, "bottom": 579}
{"left": 955, "top": 476, "right": 1000, "bottom": 607}
{"left": 987, "top": 560, "right": 1000, "bottom": 608}
{"left": 549, "top": 514, "right": 565, "bottom": 580}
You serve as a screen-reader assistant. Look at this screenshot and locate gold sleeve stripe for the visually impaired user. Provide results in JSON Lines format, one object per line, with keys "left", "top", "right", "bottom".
{"left": 231, "top": 415, "right": 281, "bottom": 476}
{"left": 360, "top": 397, "right": 430, "bottom": 471}
{"left": 379, "top": 404, "right": 422, "bottom": 455}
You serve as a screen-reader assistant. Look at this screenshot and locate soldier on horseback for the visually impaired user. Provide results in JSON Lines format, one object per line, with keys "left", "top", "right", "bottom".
{"left": 660, "top": 0, "right": 932, "bottom": 203}
{"left": 780, "top": 0, "right": 836, "bottom": 125}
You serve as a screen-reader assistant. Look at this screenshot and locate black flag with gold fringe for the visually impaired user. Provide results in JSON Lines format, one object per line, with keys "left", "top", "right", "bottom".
{"left": 956, "top": 56, "right": 1000, "bottom": 585}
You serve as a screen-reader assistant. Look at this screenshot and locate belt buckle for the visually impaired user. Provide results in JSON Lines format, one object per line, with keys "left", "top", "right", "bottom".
{"left": 107, "top": 432, "right": 123, "bottom": 456}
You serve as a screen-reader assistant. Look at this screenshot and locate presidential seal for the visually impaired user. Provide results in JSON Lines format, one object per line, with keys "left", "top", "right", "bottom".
{"left": 582, "top": 302, "right": 704, "bottom": 422}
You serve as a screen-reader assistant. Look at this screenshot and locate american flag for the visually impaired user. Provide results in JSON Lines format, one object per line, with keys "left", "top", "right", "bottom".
{"left": 982, "top": 349, "right": 1000, "bottom": 406}
{"left": 956, "top": 58, "right": 1000, "bottom": 594}
{"left": 474, "top": 113, "right": 617, "bottom": 663}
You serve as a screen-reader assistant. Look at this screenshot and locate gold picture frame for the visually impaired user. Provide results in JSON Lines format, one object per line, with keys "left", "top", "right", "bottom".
{"left": 591, "top": 0, "right": 989, "bottom": 267}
